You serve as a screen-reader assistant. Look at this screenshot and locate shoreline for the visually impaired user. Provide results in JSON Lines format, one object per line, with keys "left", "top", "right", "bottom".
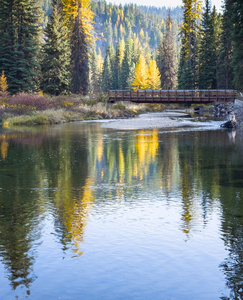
{"left": 100, "top": 111, "right": 222, "bottom": 131}
{"left": 1, "top": 97, "right": 243, "bottom": 130}
{"left": 100, "top": 99, "right": 243, "bottom": 131}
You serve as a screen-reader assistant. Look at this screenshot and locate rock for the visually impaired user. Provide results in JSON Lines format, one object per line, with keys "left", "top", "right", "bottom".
{"left": 220, "top": 115, "right": 237, "bottom": 128}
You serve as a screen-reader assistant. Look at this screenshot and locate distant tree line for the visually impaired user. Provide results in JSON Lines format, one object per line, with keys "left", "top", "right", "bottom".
{"left": 178, "top": 0, "right": 243, "bottom": 91}
{"left": 0, "top": 0, "right": 242, "bottom": 96}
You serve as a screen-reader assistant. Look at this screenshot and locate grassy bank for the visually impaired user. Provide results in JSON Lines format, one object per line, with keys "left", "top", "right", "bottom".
{"left": 0, "top": 93, "right": 163, "bottom": 126}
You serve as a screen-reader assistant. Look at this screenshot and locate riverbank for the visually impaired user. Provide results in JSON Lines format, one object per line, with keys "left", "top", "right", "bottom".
{"left": 101, "top": 99, "right": 243, "bottom": 131}
{"left": 0, "top": 93, "right": 164, "bottom": 126}
{"left": 1, "top": 92, "right": 243, "bottom": 130}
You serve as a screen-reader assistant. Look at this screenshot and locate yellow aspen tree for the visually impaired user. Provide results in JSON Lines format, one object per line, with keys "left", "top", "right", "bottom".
{"left": 132, "top": 55, "right": 148, "bottom": 91}
{"left": 97, "top": 52, "right": 104, "bottom": 75}
{"left": 119, "top": 23, "right": 124, "bottom": 36}
{"left": 147, "top": 59, "right": 161, "bottom": 89}
{"left": 118, "top": 39, "right": 125, "bottom": 67}
{"left": 62, "top": 0, "right": 95, "bottom": 45}
{"left": 97, "top": 51, "right": 104, "bottom": 90}
{"left": 120, "top": 10, "right": 124, "bottom": 21}
{"left": 0, "top": 71, "right": 8, "bottom": 93}
{"left": 116, "top": 14, "right": 120, "bottom": 27}
{"left": 140, "top": 29, "right": 145, "bottom": 41}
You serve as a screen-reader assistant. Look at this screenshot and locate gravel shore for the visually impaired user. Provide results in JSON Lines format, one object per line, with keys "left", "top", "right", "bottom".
{"left": 101, "top": 111, "right": 217, "bottom": 131}
{"left": 101, "top": 99, "right": 243, "bottom": 131}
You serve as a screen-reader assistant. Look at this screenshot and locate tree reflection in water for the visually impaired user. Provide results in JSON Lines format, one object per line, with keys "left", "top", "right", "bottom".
{"left": 0, "top": 125, "right": 242, "bottom": 298}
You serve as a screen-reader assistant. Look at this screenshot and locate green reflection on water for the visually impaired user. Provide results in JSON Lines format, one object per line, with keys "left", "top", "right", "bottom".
{"left": 0, "top": 123, "right": 243, "bottom": 299}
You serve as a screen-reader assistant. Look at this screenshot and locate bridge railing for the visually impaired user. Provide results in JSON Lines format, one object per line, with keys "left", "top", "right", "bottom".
{"left": 108, "top": 90, "right": 237, "bottom": 103}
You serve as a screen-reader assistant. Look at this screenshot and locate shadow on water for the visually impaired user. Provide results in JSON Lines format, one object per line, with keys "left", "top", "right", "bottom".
{"left": 0, "top": 123, "right": 243, "bottom": 299}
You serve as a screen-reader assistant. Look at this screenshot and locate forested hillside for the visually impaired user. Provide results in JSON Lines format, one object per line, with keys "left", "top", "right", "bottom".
{"left": 41, "top": 0, "right": 182, "bottom": 56}
{"left": 0, "top": 0, "right": 242, "bottom": 96}
{"left": 91, "top": 1, "right": 182, "bottom": 56}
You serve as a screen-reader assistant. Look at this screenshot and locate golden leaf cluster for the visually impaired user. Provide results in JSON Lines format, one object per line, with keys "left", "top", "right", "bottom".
{"left": 132, "top": 55, "right": 161, "bottom": 91}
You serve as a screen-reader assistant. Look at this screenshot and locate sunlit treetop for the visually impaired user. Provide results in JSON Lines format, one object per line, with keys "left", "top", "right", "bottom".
{"left": 62, "top": 0, "right": 95, "bottom": 45}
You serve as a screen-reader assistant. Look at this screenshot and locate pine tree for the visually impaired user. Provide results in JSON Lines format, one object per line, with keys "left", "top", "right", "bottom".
{"left": 198, "top": 3, "right": 221, "bottom": 89}
{"left": 217, "top": 0, "right": 234, "bottom": 89}
{"left": 231, "top": 0, "right": 243, "bottom": 90}
{"left": 147, "top": 59, "right": 161, "bottom": 89}
{"left": 120, "top": 38, "right": 135, "bottom": 89}
{"left": 157, "top": 11, "right": 177, "bottom": 89}
{"left": 71, "top": 9, "right": 89, "bottom": 94}
{"left": 178, "top": 0, "right": 202, "bottom": 89}
{"left": 89, "top": 48, "right": 103, "bottom": 94}
{"left": 113, "top": 39, "right": 125, "bottom": 89}
{"left": 41, "top": 4, "right": 71, "bottom": 95}
{"left": 62, "top": 0, "right": 94, "bottom": 95}
{"left": 0, "top": 0, "right": 40, "bottom": 93}
{"left": 102, "top": 43, "right": 115, "bottom": 91}
{"left": 132, "top": 54, "right": 148, "bottom": 91}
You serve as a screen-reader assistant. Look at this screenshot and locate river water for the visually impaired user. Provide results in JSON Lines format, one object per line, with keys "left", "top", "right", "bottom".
{"left": 0, "top": 116, "right": 242, "bottom": 299}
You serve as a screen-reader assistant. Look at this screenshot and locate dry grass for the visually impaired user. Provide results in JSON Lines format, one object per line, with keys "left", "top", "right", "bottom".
{"left": 0, "top": 96, "right": 156, "bottom": 126}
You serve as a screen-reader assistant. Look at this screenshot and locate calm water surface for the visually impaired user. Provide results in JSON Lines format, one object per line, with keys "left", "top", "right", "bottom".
{"left": 0, "top": 119, "right": 243, "bottom": 299}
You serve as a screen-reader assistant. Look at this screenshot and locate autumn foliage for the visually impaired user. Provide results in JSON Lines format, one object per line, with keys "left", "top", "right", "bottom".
{"left": 0, "top": 71, "right": 8, "bottom": 93}
{"left": 132, "top": 56, "right": 160, "bottom": 91}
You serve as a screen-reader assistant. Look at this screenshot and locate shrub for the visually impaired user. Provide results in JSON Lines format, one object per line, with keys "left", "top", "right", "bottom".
{"left": 0, "top": 71, "right": 8, "bottom": 93}
{"left": 54, "top": 95, "right": 80, "bottom": 109}
{"left": 112, "top": 103, "right": 126, "bottom": 110}
{"left": 5, "top": 93, "right": 52, "bottom": 114}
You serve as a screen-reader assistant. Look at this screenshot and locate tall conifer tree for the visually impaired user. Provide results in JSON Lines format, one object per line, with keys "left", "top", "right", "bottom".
{"left": 217, "top": 0, "right": 234, "bottom": 89}
{"left": 231, "top": 0, "right": 243, "bottom": 90}
{"left": 41, "top": 1, "right": 71, "bottom": 95}
{"left": 157, "top": 11, "right": 177, "bottom": 89}
{"left": 71, "top": 6, "right": 89, "bottom": 94}
{"left": 120, "top": 39, "right": 135, "bottom": 89}
{"left": 89, "top": 48, "right": 103, "bottom": 94}
{"left": 102, "top": 43, "right": 115, "bottom": 91}
{"left": 178, "top": 0, "right": 202, "bottom": 89}
{"left": 62, "top": 0, "right": 94, "bottom": 95}
{"left": 0, "top": 0, "right": 40, "bottom": 93}
{"left": 198, "top": 1, "right": 220, "bottom": 89}
{"left": 113, "top": 39, "right": 125, "bottom": 89}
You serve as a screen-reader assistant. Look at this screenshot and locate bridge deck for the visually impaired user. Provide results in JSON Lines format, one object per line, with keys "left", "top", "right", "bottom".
{"left": 108, "top": 90, "right": 237, "bottom": 104}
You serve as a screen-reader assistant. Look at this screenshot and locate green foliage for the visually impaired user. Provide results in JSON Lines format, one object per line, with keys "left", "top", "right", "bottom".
{"left": 157, "top": 11, "right": 177, "bottom": 89}
{"left": 102, "top": 43, "right": 115, "bottom": 91}
{"left": 91, "top": 1, "right": 182, "bottom": 58}
{"left": 120, "top": 39, "right": 136, "bottom": 90}
{"left": 71, "top": 8, "right": 89, "bottom": 95}
{"left": 178, "top": 0, "right": 202, "bottom": 89}
{"left": 198, "top": 2, "right": 221, "bottom": 89}
{"left": 231, "top": 0, "right": 243, "bottom": 90}
{"left": 112, "top": 39, "right": 125, "bottom": 89}
{"left": 0, "top": 0, "right": 40, "bottom": 94}
{"left": 41, "top": 5, "right": 71, "bottom": 95}
{"left": 217, "top": 0, "right": 234, "bottom": 89}
{"left": 89, "top": 48, "right": 103, "bottom": 94}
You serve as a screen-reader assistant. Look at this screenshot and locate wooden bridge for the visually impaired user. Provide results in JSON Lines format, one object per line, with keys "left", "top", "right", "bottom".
{"left": 108, "top": 90, "right": 237, "bottom": 104}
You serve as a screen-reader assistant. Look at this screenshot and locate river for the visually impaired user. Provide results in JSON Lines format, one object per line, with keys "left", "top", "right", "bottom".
{"left": 0, "top": 115, "right": 243, "bottom": 299}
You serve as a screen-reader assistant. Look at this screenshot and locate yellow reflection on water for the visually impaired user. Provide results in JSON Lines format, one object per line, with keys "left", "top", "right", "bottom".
{"left": 0, "top": 138, "right": 9, "bottom": 160}
{"left": 97, "top": 134, "right": 104, "bottom": 162}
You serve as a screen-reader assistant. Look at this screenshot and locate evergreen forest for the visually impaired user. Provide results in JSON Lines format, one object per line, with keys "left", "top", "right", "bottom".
{"left": 0, "top": 0, "right": 242, "bottom": 96}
